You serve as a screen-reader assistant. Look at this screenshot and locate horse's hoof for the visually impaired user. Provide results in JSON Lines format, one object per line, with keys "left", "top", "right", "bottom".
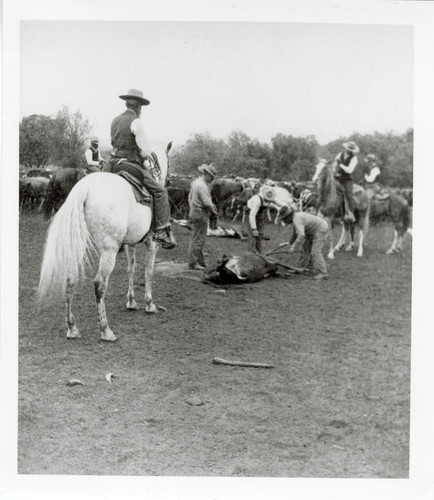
{"left": 327, "top": 253, "right": 335, "bottom": 260}
{"left": 145, "top": 303, "right": 158, "bottom": 314}
{"left": 126, "top": 300, "right": 138, "bottom": 310}
{"left": 101, "top": 330, "right": 117, "bottom": 342}
{"left": 66, "top": 326, "right": 81, "bottom": 339}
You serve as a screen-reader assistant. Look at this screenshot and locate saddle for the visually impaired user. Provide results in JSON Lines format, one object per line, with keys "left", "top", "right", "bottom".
{"left": 116, "top": 170, "right": 152, "bottom": 206}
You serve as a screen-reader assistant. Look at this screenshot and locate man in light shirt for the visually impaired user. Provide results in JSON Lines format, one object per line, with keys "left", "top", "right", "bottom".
{"left": 279, "top": 205, "right": 329, "bottom": 280}
{"left": 332, "top": 141, "right": 359, "bottom": 223}
{"left": 363, "top": 154, "right": 389, "bottom": 200}
{"left": 109, "top": 88, "right": 176, "bottom": 249}
{"left": 84, "top": 136, "right": 103, "bottom": 173}
{"left": 188, "top": 164, "right": 218, "bottom": 270}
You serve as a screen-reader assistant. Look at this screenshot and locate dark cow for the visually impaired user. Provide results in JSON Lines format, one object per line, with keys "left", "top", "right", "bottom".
{"left": 203, "top": 252, "right": 279, "bottom": 285}
{"left": 210, "top": 178, "right": 244, "bottom": 217}
{"left": 166, "top": 176, "right": 192, "bottom": 219}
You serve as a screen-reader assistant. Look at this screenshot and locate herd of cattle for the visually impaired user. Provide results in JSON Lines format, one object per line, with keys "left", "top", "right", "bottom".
{"left": 165, "top": 174, "right": 414, "bottom": 224}
{"left": 19, "top": 167, "right": 413, "bottom": 227}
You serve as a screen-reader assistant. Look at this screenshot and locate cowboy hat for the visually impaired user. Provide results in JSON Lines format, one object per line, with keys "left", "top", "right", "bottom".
{"left": 90, "top": 136, "right": 99, "bottom": 144}
{"left": 198, "top": 163, "right": 217, "bottom": 178}
{"left": 259, "top": 185, "right": 276, "bottom": 202}
{"left": 343, "top": 141, "right": 360, "bottom": 154}
{"left": 366, "top": 153, "right": 377, "bottom": 160}
{"left": 279, "top": 205, "right": 294, "bottom": 220}
{"left": 119, "top": 88, "right": 150, "bottom": 106}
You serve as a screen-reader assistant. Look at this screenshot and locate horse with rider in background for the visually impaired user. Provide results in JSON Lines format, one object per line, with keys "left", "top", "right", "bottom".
{"left": 312, "top": 158, "right": 370, "bottom": 258}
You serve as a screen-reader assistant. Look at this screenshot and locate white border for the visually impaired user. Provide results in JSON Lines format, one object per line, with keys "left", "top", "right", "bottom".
{"left": 2, "top": 1, "right": 434, "bottom": 499}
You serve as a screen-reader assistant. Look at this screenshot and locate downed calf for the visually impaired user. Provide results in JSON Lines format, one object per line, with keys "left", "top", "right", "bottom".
{"left": 203, "top": 252, "right": 279, "bottom": 284}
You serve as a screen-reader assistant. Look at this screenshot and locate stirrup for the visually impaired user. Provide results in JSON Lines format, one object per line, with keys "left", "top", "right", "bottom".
{"left": 153, "top": 227, "right": 177, "bottom": 249}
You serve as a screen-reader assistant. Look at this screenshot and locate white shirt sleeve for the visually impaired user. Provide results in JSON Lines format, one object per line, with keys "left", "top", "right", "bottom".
{"left": 84, "top": 149, "right": 100, "bottom": 166}
{"left": 131, "top": 118, "right": 152, "bottom": 158}
{"left": 248, "top": 195, "right": 262, "bottom": 230}
{"left": 364, "top": 166, "right": 380, "bottom": 183}
{"left": 338, "top": 155, "right": 358, "bottom": 174}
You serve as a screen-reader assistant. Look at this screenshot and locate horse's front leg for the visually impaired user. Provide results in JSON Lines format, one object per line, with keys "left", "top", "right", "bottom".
{"left": 125, "top": 244, "right": 138, "bottom": 310}
{"left": 356, "top": 227, "right": 364, "bottom": 257}
{"left": 94, "top": 250, "right": 117, "bottom": 341}
{"left": 345, "top": 223, "right": 355, "bottom": 252}
{"left": 65, "top": 276, "right": 80, "bottom": 338}
{"left": 143, "top": 237, "right": 158, "bottom": 314}
{"left": 334, "top": 222, "right": 347, "bottom": 252}
{"left": 325, "top": 219, "right": 335, "bottom": 259}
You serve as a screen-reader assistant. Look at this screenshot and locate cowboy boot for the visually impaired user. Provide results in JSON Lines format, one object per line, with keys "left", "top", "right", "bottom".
{"left": 154, "top": 226, "right": 177, "bottom": 249}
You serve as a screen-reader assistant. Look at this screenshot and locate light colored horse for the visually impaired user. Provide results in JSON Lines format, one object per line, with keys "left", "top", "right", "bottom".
{"left": 312, "top": 159, "right": 370, "bottom": 258}
{"left": 37, "top": 143, "right": 172, "bottom": 341}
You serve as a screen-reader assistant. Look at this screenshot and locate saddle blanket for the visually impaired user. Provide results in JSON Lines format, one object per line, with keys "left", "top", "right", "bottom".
{"left": 116, "top": 171, "right": 152, "bottom": 206}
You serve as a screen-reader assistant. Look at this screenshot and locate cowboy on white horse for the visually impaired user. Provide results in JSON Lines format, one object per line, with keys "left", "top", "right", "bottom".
{"left": 109, "top": 88, "right": 177, "bottom": 249}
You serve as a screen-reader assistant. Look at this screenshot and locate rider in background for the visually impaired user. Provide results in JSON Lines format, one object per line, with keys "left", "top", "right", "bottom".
{"left": 84, "top": 136, "right": 103, "bottom": 173}
{"left": 363, "top": 153, "right": 388, "bottom": 199}
{"left": 332, "top": 141, "right": 359, "bottom": 223}
{"left": 109, "top": 88, "right": 176, "bottom": 249}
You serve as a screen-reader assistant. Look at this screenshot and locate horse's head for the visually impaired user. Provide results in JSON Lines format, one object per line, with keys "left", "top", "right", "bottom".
{"left": 153, "top": 142, "right": 172, "bottom": 187}
{"left": 312, "top": 159, "right": 328, "bottom": 184}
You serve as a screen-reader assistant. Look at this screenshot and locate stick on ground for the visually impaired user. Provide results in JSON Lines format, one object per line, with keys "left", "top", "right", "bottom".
{"left": 212, "top": 357, "right": 274, "bottom": 368}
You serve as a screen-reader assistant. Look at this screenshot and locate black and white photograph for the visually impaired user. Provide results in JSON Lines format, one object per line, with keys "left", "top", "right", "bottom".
{"left": 1, "top": 1, "right": 434, "bottom": 499}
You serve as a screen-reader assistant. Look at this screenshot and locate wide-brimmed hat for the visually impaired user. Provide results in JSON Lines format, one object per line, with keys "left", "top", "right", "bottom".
{"left": 366, "top": 153, "right": 377, "bottom": 161}
{"left": 343, "top": 141, "right": 360, "bottom": 154}
{"left": 90, "top": 136, "right": 99, "bottom": 144}
{"left": 279, "top": 205, "right": 294, "bottom": 220}
{"left": 198, "top": 163, "right": 217, "bottom": 178}
{"left": 119, "top": 88, "right": 150, "bottom": 106}
{"left": 259, "top": 185, "right": 276, "bottom": 202}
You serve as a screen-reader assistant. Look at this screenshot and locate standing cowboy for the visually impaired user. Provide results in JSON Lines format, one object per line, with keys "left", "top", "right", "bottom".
{"left": 332, "top": 141, "right": 360, "bottom": 222}
{"left": 109, "top": 88, "right": 176, "bottom": 249}
{"left": 246, "top": 185, "right": 278, "bottom": 254}
{"left": 279, "top": 205, "right": 329, "bottom": 280}
{"left": 188, "top": 164, "right": 218, "bottom": 270}
{"left": 84, "top": 136, "right": 103, "bottom": 173}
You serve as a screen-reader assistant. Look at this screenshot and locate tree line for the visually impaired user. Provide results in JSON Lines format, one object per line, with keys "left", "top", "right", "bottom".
{"left": 171, "top": 129, "right": 413, "bottom": 187}
{"left": 19, "top": 107, "right": 413, "bottom": 187}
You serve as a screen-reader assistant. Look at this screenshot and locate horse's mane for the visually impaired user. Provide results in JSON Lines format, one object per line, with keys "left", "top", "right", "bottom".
{"left": 318, "top": 162, "right": 339, "bottom": 215}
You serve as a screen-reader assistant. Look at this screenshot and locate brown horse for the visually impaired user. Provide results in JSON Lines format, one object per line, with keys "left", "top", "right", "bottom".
{"left": 43, "top": 168, "right": 85, "bottom": 219}
{"left": 367, "top": 187, "right": 412, "bottom": 254}
{"left": 312, "top": 160, "right": 370, "bottom": 258}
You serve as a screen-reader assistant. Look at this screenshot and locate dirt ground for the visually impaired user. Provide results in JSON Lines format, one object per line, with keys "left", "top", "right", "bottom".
{"left": 18, "top": 211, "right": 412, "bottom": 477}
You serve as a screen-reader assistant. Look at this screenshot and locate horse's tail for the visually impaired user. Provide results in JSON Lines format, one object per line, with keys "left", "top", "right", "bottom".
{"left": 402, "top": 199, "right": 412, "bottom": 233}
{"left": 37, "top": 181, "right": 96, "bottom": 302}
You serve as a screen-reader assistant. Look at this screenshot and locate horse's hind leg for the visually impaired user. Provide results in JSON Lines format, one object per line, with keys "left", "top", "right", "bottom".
{"left": 387, "top": 229, "right": 399, "bottom": 254}
{"left": 94, "top": 250, "right": 117, "bottom": 341}
{"left": 66, "top": 276, "right": 80, "bottom": 338}
{"left": 125, "top": 244, "right": 138, "bottom": 310}
{"left": 143, "top": 238, "right": 158, "bottom": 314}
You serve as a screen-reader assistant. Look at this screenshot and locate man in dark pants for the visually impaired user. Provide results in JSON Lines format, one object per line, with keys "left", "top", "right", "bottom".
{"left": 332, "top": 141, "right": 360, "bottom": 223}
{"left": 188, "top": 164, "right": 218, "bottom": 270}
{"left": 279, "top": 205, "right": 329, "bottom": 280}
{"left": 109, "top": 88, "right": 176, "bottom": 249}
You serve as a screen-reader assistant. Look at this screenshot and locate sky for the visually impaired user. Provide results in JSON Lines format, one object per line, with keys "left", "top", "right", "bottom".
{"left": 20, "top": 21, "right": 413, "bottom": 149}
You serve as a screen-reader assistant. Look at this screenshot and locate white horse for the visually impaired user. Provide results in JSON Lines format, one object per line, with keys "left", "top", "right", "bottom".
{"left": 37, "top": 143, "right": 172, "bottom": 342}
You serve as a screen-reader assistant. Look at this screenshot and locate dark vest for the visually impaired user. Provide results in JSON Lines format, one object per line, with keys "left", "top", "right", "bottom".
{"left": 110, "top": 110, "right": 142, "bottom": 164}
{"left": 336, "top": 152, "right": 354, "bottom": 182}
{"left": 90, "top": 146, "right": 99, "bottom": 162}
